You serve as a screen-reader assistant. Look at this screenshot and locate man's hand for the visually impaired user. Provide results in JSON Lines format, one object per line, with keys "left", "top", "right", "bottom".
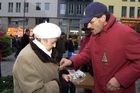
{"left": 106, "top": 77, "right": 121, "bottom": 91}
{"left": 59, "top": 58, "right": 72, "bottom": 70}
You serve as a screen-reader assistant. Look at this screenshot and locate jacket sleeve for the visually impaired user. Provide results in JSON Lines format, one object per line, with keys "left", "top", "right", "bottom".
{"left": 115, "top": 31, "right": 140, "bottom": 88}
{"left": 70, "top": 40, "right": 91, "bottom": 69}
{"left": 13, "top": 56, "right": 59, "bottom": 93}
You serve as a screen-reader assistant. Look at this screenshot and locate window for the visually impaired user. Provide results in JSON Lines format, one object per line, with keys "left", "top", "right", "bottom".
{"left": 60, "top": 4, "right": 66, "bottom": 15}
{"left": 8, "top": 18, "right": 28, "bottom": 27}
{"left": 76, "top": 4, "right": 83, "bottom": 15}
{"left": 68, "top": 3, "right": 75, "bottom": 15}
{"left": 138, "top": 7, "right": 140, "bottom": 18}
{"left": 24, "top": 2, "right": 29, "bottom": 13}
{"left": 109, "top": 6, "right": 114, "bottom": 14}
{"left": 129, "top": 7, "right": 135, "bottom": 18}
{"left": 45, "top": 3, "right": 50, "bottom": 11}
{"left": 16, "top": 2, "right": 21, "bottom": 13}
{"left": 36, "top": 18, "right": 49, "bottom": 25}
{"left": 8, "top": 2, "right": 13, "bottom": 13}
{"left": 36, "top": 2, "right": 41, "bottom": 10}
{"left": 121, "top": 6, "right": 127, "bottom": 17}
{"left": 0, "top": 3, "right": 1, "bottom": 10}
{"left": 76, "top": 0, "right": 93, "bottom": 2}
{"left": 130, "top": 0, "right": 135, "bottom": 2}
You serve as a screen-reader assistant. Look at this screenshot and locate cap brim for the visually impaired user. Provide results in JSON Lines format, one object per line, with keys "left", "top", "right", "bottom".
{"left": 80, "top": 16, "right": 93, "bottom": 24}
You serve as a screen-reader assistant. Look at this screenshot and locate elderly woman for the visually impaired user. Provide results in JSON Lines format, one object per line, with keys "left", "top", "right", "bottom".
{"left": 13, "top": 22, "right": 66, "bottom": 93}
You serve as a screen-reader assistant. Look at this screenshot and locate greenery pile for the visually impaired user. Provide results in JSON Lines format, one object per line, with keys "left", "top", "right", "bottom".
{"left": 0, "top": 34, "right": 12, "bottom": 57}
{"left": 0, "top": 75, "right": 13, "bottom": 93}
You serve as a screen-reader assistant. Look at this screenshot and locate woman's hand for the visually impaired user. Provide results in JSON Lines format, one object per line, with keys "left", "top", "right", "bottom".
{"left": 62, "top": 74, "right": 72, "bottom": 82}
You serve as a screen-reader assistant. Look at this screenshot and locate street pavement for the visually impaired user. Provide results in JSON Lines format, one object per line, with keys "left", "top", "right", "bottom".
{"left": 1, "top": 53, "right": 140, "bottom": 93}
{"left": 1, "top": 53, "right": 15, "bottom": 76}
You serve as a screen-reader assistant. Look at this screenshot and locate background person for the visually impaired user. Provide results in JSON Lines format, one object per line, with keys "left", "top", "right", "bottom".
{"left": 56, "top": 32, "right": 76, "bottom": 93}
{"left": 65, "top": 36, "right": 75, "bottom": 58}
{"left": 21, "top": 28, "right": 30, "bottom": 49}
{"left": 60, "top": 2, "right": 140, "bottom": 93}
{"left": 56, "top": 32, "right": 66, "bottom": 63}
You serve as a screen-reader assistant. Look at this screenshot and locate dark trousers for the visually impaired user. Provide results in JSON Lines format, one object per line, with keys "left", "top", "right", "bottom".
{"left": 60, "top": 78, "right": 76, "bottom": 93}
{"left": 0, "top": 63, "right": 1, "bottom": 77}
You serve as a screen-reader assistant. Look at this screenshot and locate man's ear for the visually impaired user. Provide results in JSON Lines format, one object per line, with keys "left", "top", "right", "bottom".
{"left": 101, "top": 15, "right": 106, "bottom": 22}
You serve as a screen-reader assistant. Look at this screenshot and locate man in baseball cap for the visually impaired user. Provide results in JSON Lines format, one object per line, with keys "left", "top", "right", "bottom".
{"left": 80, "top": 2, "right": 107, "bottom": 24}
{"left": 60, "top": 1, "right": 140, "bottom": 93}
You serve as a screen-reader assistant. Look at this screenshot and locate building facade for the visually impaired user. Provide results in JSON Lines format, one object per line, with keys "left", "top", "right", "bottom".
{"left": 0, "top": 0, "right": 59, "bottom": 36}
{"left": 0, "top": 0, "right": 92, "bottom": 36}
{"left": 57, "top": 0, "right": 92, "bottom": 36}
{"left": 1, "top": 0, "right": 140, "bottom": 36}
{"left": 94, "top": 0, "right": 140, "bottom": 32}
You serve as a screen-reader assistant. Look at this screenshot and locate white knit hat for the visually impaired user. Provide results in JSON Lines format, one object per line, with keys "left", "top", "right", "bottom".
{"left": 33, "top": 22, "right": 61, "bottom": 39}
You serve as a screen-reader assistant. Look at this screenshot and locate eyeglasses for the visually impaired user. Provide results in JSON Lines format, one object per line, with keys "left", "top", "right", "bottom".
{"left": 88, "top": 18, "right": 98, "bottom": 25}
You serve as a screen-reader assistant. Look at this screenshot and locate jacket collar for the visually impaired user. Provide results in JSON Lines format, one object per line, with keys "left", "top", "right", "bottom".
{"left": 33, "top": 39, "right": 52, "bottom": 57}
{"left": 30, "top": 41, "right": 57, "bottom": 63}
{"left": 102, "top": 14, "right": 116, "bottom": 32}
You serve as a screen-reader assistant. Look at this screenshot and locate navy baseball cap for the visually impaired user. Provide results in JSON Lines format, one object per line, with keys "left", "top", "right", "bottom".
{"left": 80, "top": 2, "right": 107, "bottom": 24}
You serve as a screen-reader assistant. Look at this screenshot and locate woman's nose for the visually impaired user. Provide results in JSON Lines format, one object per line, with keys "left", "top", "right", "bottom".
{"left": 53, "top": 43, "right": 56, "bottom": 47}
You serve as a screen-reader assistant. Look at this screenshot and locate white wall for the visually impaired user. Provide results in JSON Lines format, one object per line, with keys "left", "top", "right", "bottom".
{"left": 0, "top": 0, "right": 58, "bottom": 17}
